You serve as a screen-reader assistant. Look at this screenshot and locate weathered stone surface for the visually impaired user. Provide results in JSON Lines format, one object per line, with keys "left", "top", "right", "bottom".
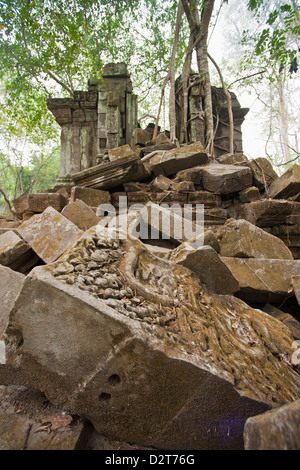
{"left": 204, "top": 207, "right": 228, "bottom": 227}
{"left": 174, "top": 167, "right": 203, "bottom": 184}
{"left": 17, "top": 207, "right": 83, "bottom": 264}
{"left": 0, "top": 266, "right": 24, "bottom": 339}
{"left": 147, "top": 141, "right": 209, "bottom": 177}
{"left": 12, "top": 195, "right": 30, "bottom": 215}
{"left": 0, "top": 231, "right": 39, "bottom": 274}
{"left": 244, "top": 399, "right": 300, "bottom": 450}
{"left": 168, "top": 244, "right": 239, "bottom": 295}
{"left": 218, "top": 218, "right": 294, "bottom": 260}
{"left": 222, "top": 257, "right": 300, "bottom": 303}
{"left": 218, "top": 153, "right": 248, "bottom": 165}
{"left": 0, "top": 386, "right": 89, "bottom": 450}
{"left": 13, "top": 193, "right": 67, "bottom": 215}
{"left": 200, "top": 163, "right": 253, "bottom": 194}
{"left": 171, "top": 181, "right": 195, "bottom": 192}
{"left": 245, "top": 158, "right": 278, "bottom": 190}
{"left": 70, "top": 186, "right": 111, "bottom": 208}
{"left": 185, "top": 229, "right": 220, "bottom": 252}
{"left": 131, "top": 128, "right": 152, "bottom": 147}
{"left": 239, "top": 186, "right": 260, "bottom": 203}
{"left": 268, "top": 164, "right": 300, "bottom": 199}
{"left": 188, "top": 190, "right": 222, "bottom": 207}
{"left": 72, "top": 155, "right": 151, "bottom": 190}
{"left": 62, "top": 200, "right": 101, "bottom": 231}
{"left": 231, "top": 199, "right": 297, "bottom": 227}
{"left": 108, "top": 144, "right": 138, "bottom": 162}
{"left": 262, "top": 303, "right": 300, "bottom": 340}
{"left": 150, "top": 175, "right": 172, "bottom": 192}
{"left": 292, "top": 275, "right": 300, "bottom": 307}
{"left": 139, "top": 202, "right": 203, "bottom": 245}
{"left": 1, "top": 228, "right": 300, "bottom": 450}
{"left": 145, "top": 132, "right": 172, "bottom": 147}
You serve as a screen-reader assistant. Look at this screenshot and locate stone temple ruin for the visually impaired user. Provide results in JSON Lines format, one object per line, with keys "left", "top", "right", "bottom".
{"left": 0, "top": 63, "right": 300, "bottom": 450}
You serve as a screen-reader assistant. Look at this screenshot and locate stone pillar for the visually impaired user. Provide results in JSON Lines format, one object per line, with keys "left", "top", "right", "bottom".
{"left": 47, "top": 92, "right": 98, "bottom": 179}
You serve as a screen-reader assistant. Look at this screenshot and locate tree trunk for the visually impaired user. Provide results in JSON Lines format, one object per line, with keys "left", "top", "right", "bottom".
{"left": 181, "top": 0, "right": 215, "bottom": 155}
{"left": 169, "top": 2, "right": 184, "bottom": 142}
{"left": 277, "top": 77, "right": 291, "bottom": 163}
{"left": 208, "top": 53, "right": 234, "bottom": 154}
{"left": 153, "top": 1, "right": 183, "bottom": 140}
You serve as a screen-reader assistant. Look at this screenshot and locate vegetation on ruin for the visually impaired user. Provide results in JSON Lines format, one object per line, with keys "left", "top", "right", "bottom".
{"left": 0, "top": 0, "right": 299, "bottom": 212}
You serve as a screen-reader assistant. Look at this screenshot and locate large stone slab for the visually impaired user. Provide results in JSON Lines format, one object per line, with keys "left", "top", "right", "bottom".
{"left": 262, "top": 303, "right": 300, "bottom": 340}
{"left": 244, "top": 399, "right": 300, "bottom": 450}
{"left": 17, "top": 207, "right": 83, "bottom": 264}
{"left": 230, "top": 199, "right": 297, "bottom": 227}
{"left": 108, "top": 144, "right": 138, "bottom": 162}
{"left": 0, "top": 266, "right": 25, "bottom": 339}
{"left": 139, "top": 202, "right": 203, "bottom": 245}
{"left": 292, "top": 275, "right": 300, "bottom": 307}
{"left": 70, "top": 186, "right": 111, "bottom": 208}
{"left": 72, "top": 155, "right": 151, "bottom": 190}
{"left": 147, "top": 141, "right": 209, "bottom": 177}
{"left": 268, "top": 164, "right": 300, "bottom": 199}
{"left": 222, "top": 257, "right": 300, "bottom": 303}
{"left": 0, "top": 386, "right": 89, "bottom": 450}
{"left": 0, "top": 231, "right": 39, "bottom": 274}
{"left": 168, "top": 244, "right": 239, "bottom": 295}
{"left": 218, "top": 218, "right": 294, "bottom": 260}
{"left": 13, "top": 193, "right": 67, "bottom": 216}
{"left": 1, "top": 228, "right": 300, "bottom": 450}
{"left": 61, "top": 200, "right": 101, "bottom": 231}
{"left": 245, "top": 157, "right": 278, "bottom": 190}
{"left": 199, "top": 163, "right": 253, "bottom": 194}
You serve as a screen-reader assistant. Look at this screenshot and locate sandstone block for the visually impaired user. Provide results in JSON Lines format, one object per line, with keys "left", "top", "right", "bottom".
{"left": 169, "top": 244, "right": 239, "bottom": 295}
{"left": 0, "top": 231, "right": 38, "bottom": 274}
{"left": 268, "top": 164, "right": 300, "bottom": 199}
{"left": 244, "top": 399, "right": 300, "bottom": 450}
{"left": 218, "top": 153, "right": 248, "bottom": 165}
{"left": 0, "top": 386, "right": 89, "bottom": 450}
{"left": 200, "top": 163, "right": 253, "bottom": 194}
{"left": 70, "top": 186, "right": 111, "bottom": 208}
{"left": 2, "top": 228, "right": 300, "bottom": 449}
{"left": 17, "top": 207, "right": 83, "bottom": 264}
{"left": 108, "top": 144, "right": 137, "bottom": 162}
{"left": 246, "top": 158, "right": 278, "bottom": 190}
{"left": 222, "top": 257, "right": 300, "bottom": 303}
{"left": 61, "top": 200, "right": 101, "bottom": 231}
{"left": 218, "top": 218, "right": 293, "bottom": 260}
{"left": 263, "top": 303, "right": 300, "bottom": 340}
{"left": 292, "top": 275, "right": 300, "bottom": 307}
{"left": 139, "top": 202, "right": 203, "bottom": 245}
{"left": 131, "top": 128, "right": 152, "bottom": 146}
{"left": 150, "top": 175, "right": 172, "bottom": 192}
{"left": 148, "top": 141, "right": 209, "bottom": 177}
{"left": 13, "top": 193, "right": 67, "bottom": 215}
{"left": 72, "top": 155, "right": 151, "bottom": 191}
{"left": 239, "top": 186, "right": 260, "bottom": 203}
{"left": 231, "top": 199, "right": 297, "bottom": 227}
{"left": 171, "top": 181, "right": 195, "bottom": 192}
{"left": 0, "top": 266, "right": 25, "bottom": 338}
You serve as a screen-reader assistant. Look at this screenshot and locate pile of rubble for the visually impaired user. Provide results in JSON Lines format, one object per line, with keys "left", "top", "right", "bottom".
{"left": 0, "top": 135, "right": 300, "bottom": 450}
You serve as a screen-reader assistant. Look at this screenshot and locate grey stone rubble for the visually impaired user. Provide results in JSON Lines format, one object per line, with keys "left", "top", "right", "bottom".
{"left": 0, "top": 65, "right": 300, "bottom": 450}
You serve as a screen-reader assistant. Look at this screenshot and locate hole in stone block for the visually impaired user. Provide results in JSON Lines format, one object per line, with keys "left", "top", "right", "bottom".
{"left": 99, "top": 392, "right": 111, "bottom": 401}
{"left": 108, "top": 374, "right": 121, "bottom": 386}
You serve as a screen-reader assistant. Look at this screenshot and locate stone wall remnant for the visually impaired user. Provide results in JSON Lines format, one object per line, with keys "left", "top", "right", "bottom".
{"left": 47, "top": 63, "right": 138, "bottom": 179}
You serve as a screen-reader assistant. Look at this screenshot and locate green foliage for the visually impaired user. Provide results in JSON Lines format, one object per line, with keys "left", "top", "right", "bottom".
{"left": 244, "top": 1, "right": 300, "bottom": 76}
